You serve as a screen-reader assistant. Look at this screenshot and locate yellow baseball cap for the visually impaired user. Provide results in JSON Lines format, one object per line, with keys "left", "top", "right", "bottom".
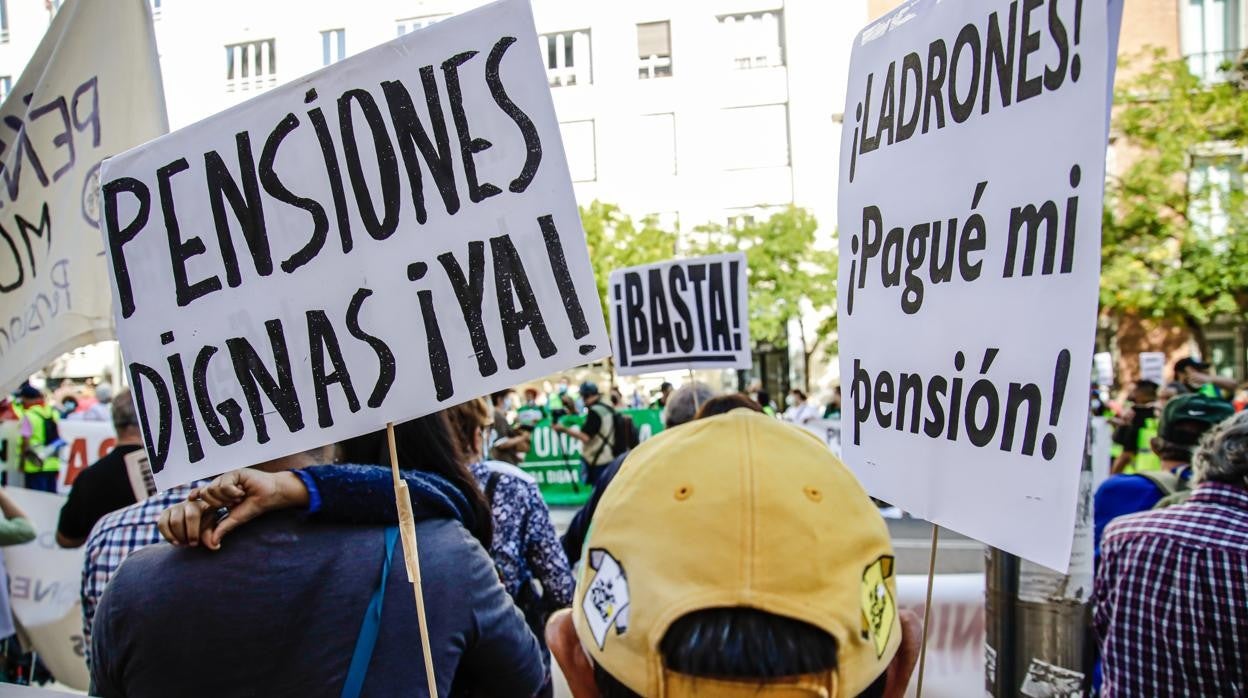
{"left": 573, "top": 409, "right": 901, "bottom": 697}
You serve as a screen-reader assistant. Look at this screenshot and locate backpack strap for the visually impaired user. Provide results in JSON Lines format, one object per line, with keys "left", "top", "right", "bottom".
{"left": 484, "top": 470, "right": 502, "bottom": 506}
{"left": 1135, "top": 469, "right": 1188, "bottom": 500}
{"left": 341, "top": 526, "right": 400, "bottom": 698}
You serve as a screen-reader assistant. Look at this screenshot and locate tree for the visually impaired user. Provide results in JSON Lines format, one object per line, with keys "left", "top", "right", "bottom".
{"left": 579, "top": 201, "right": 678, "bottom": 375}
{"left": 690, "top": 206, "right": 837, "bottom": 392}
{"left": 1103, "top": 50, "right": 1248, "bottom": 357}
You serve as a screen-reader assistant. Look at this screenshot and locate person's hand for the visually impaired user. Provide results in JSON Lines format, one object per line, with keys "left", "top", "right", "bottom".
{"left": 159, "top": 470, "right": 308, "bottom": 550}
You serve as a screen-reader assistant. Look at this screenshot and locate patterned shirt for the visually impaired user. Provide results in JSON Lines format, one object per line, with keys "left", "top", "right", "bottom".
{"left": 81, "top": 482, "right": 207, "bottom": 666}
{"left": 1092, "top": 482, "right": 1248, "bottom": 697}
{"left": 470, "top": 461, "right": 574, "bottom": 607}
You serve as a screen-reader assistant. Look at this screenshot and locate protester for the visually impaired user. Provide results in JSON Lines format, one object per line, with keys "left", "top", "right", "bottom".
{"left": 562, "top": 382, "right": 716, "bottom": 565}
{"left": 694, "top": 393, "right": 764, "bottom": 420}
{"left": 783, "top": 388, "right": 820, "bottom": 425}
{"left": 1093, "top": 394, "right": 1234, "bottom": 557}
{"left": 553, "top": 382, "right": 618, "bottom": 487}
{"left": 56, "top": 389, "right": 144, "bottom": 548}
{"left": 98, "top": 415, "right": 544, "bottom": 697}
{"left": 1173, "top": 356, "right": 1236, "bottom": 401}
{"left": 169, "top": 400, "right": 572, "bottom": 695}
{"left": 1109, "top": 379, "right": 1159, "bottom": 475}
{"left": 823, "top": 386, "right": 842, "bottom": 419}
{"left": 76, "top": 383, "right": 114, "bottom": 422}
{"left": 548, "top": 410, "right": 921, "bottom": 697}
{"left": 489, "top": 388, "right": 529, "bottom": 465}
{"left": 1093, "top": 410, "right": 1248, "bottom": 697}
{"left": 0, "top": 488, "right": 35, "bottom": 657}
{"left": 651, "top": 381, "right": 673, "bottom": 409}
{"left": 57, "top": 393, "right": 79, "bottom": 419}
{"left": 15, "top": 383, "right": 62, "bottom": 493}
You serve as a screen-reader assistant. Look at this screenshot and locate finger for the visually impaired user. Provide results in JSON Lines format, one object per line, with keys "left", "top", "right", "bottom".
{"left": 170, "top": 504, "right": 189, "bottom": 546}
{"left": 205, "top": 497, "right": 265, "bottom": 550}
{"left": 182, "top": 503, "right": 203, "bottom": 547}
{"left": 186, "top": 487, "right": 202, "bottom": 502}
{"left": 158, "top": 509, "right": 178, "bottom": 545}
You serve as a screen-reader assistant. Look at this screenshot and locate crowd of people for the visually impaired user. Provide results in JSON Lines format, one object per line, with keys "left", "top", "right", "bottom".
{"left": 0, "top": 353, "right": 1238, "bottom": 695}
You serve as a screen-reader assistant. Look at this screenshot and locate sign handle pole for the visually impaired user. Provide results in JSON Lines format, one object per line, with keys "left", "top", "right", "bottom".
{"left": 387, "top": 421, "right": 440, "bottom": 698}
{"left": 688, "top": 368, "right": 700, "bottom": 412}
{"left": 915, "top": 523, "right": 940, "bottom": 698}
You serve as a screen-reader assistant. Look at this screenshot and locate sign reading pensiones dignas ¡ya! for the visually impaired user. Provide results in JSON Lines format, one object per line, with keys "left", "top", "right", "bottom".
{"left": 608, "top": 253, "right": 750, "bottom": 376}
{"left": 98, "top": 0, "right": 610, "bottom": 490}
{"left": 837, "top": 0, "right": 1122, "bottom": 571}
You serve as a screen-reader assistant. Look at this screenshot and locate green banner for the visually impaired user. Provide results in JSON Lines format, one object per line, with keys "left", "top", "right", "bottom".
{"left": 520, "top": 408, "right": 664, "bottom": 506}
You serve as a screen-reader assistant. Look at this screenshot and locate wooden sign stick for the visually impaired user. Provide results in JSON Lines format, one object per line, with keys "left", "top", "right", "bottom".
{"left": 915, "top": 524, "right": 940, "bottom": 698}
{"left": 387, "top": 422, "right": 439, "bottom": 698}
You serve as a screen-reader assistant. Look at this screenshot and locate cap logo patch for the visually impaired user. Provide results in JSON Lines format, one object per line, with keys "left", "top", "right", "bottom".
{"left": 859, "top": 555, "right": 896, "bottom": 658}
{"left": 583, "top": 548, "right": 630, "bottom": 649}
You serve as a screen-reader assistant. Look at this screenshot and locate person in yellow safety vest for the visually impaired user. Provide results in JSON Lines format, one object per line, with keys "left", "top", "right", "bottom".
{"left": 1110, "top": 380, "right": 1161, "bottom": 475}
{"left": 16, "top": 383, "right": 62, "bottom": 493}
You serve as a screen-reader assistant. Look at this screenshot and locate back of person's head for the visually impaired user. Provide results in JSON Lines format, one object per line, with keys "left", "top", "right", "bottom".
{"left": 1193, "top": 411, "right": 1248, "bottom": 488}
{"left": 339, "top": 412, "right": 493, "bottom": 548}
{"left": 694, "top": 394, "right": 763, "bottom": 420}
{"left": 95, "top": 383, "right": 114, "bottom": 403}
{"left": 1134, "top": 380, "right": 1158, "bottom": 399}
{"left": 1151, "top": 394, "right": 1235, "bottom": 461}
{"left": 491, "top": 389, "right": 512, "bottom": 407}
{"left": 112, "top": 389, "right": 139, "bottom": 434}
{"left": 445, "top": 398, "right": 492, "bottom": 458}
{"left": 662, "top": 383, "right": 716, "bottom": 428}
{"left": 556, "top": 411, "right": 913, "bottom": 697}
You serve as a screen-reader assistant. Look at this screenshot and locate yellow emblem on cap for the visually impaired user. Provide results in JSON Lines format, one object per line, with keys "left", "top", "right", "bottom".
{"left": 859, "top": 555, "right": 896, "bottom": 658}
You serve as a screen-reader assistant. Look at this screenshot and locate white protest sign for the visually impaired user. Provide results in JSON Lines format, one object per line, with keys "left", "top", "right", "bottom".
{"left": 0, "top": 0, "right": 167, "bottom": 393}
{"left": 608, "top": 253, "right": 750, "bottom": 376}
{"left": 837, "top": 0, "right": 1122, "bottom": 570}
{"left": 1138, "top": 351, "right": 1165, "bottom": 385}
{"left": 1, "top": 488, "right": 90, "bottom": 690}
{"left": 1, "top": 419, "right": 117, "bottom": 493}
{"left": 99, "top": 0, "right": 609, "bottom": 490}
{"left": 1093, "top": 351, "right": 1113, "bottom": 387}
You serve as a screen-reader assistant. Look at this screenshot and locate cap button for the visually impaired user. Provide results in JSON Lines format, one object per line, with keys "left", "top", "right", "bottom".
{"left": 803, "top": 485, "right": 823, "bottom": 503}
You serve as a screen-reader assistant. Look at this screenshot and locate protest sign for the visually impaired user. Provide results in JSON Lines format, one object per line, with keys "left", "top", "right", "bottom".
{"left": 1, "top": 487, "right": 89, "bottom": 690}
{"left": 1138, "top": 351, "right": 1165, "bottom": 385}
{"left": 1, "top": 419, "right": 116, "bottom": 493}
{"left": 0, "top": 0, "right": 166, "bottom": 393}
{"left": 608, "top": 253, "right": 750, "bottom": 376}
{"left": 837, "top": 0, "right": 1123, "bottom": 570}
{"left": 99, "top": 0, "right": 609, "bottom": 490}
{"left": 1093, "top": 351, "right": 1113, "bottom": 387}
{"left": 521, "top": 408, "right": 663, "bottom": 505}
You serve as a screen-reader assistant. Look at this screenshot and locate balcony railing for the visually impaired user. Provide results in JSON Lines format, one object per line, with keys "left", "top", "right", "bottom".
{"left": 1186, "top": 49, "right": 1243, "bottom": 83}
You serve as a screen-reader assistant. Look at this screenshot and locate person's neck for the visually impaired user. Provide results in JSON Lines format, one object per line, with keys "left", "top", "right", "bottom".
{"left": 1161, "top": 459, "right": 1190, "bottom": 472}
{"left": 116, "top": 432, "right": 143, "bottom": 447}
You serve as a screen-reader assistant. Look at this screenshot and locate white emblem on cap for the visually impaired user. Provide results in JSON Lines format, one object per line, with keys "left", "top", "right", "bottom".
{"left": 582, "top": 548, "right": 630, "bottom": 649}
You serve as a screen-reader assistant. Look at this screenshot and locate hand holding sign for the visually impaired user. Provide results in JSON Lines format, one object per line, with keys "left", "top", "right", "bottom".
{"left": 99, "top": 0, "right": 609, "bottom": 491}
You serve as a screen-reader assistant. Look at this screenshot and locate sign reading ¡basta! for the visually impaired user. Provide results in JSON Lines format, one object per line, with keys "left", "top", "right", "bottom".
{"left": 99, "top": 0, "right": 609, "bottom": 490}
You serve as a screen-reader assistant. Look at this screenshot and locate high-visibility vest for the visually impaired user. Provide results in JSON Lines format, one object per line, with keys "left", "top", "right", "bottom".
{"left": 1126, "top": 417, "right": 1161, "bottom": 473}
{"left": 20, "top": 405, "right": 62, "bottom": 474}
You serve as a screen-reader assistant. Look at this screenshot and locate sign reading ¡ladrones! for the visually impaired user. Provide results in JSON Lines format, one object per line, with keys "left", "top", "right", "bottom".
{"left": 609, "top": 253, "right": 750, "bottom": 376}
{"left": 99, "top": 0, "right": 609, "bottom": 490}
{"left": 837, "top": 0, "right": 1122, "bottom": 571}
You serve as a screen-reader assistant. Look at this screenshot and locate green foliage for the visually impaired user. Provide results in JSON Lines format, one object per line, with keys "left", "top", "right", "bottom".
{"left": 1103, "top": 50, "right": 1248, "bottom": 326}
{"left": 580, "top": 201, "right": 678, "bottom": 326}
{"left": 690, "top": 206, "right": 838, "bottom": 356}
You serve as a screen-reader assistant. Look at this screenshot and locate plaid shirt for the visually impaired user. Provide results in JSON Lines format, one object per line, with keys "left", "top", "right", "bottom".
{"left": 1093, "top": 482, "right": 1248, "bottom": 697}
{"left": 81, "top": 482, "right": 207, "bottom": 667}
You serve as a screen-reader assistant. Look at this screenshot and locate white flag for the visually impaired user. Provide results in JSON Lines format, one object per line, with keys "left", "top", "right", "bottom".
{"left": 0, "top": 0, "right": 167, "bottom": 391}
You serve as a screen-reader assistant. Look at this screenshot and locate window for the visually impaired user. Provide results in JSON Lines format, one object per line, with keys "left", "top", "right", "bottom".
{"left": 322, "top": 29, "right": 346, "bottom": 66}
{"left": 1189, "top": 153, "right": 1241, "bottom": 243}
{"left": 720, "top": 104, "right": 789, "bottom": 169}
{"left": 637, "top": 113, "right": 676, "bottom": 174}
{"left": 0, "top": 76, "right": 10, "bottom": 105}
{"left": 0, "top": 0, "right": 8, "bottom": 43}
{"left": 559, "top": 120, "right": 596, "bottom": 182}
{"left": 225, "top": 39, "right": 278, "bottom": 93}
{"left": 718, "top": 11, "right": 785, "bottom": 69}
{"left": 151, "top": 0, "right": 161, "bottom": 19}
{"left": 541, "top": 30, "right": 591, "bottom": 87}
{"left": 637, "top": 21, "right": 672, "bottom": 79}
{"left": 397, "top": 15, "right": 448, "bottom": 36}
{"left": 1182, "top": 0, "right": 1241, "bottom": 81}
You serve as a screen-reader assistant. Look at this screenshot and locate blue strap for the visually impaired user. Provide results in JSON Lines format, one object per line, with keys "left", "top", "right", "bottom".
{"left": 341, "top": 526, "right": 399, "bottom": 698}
